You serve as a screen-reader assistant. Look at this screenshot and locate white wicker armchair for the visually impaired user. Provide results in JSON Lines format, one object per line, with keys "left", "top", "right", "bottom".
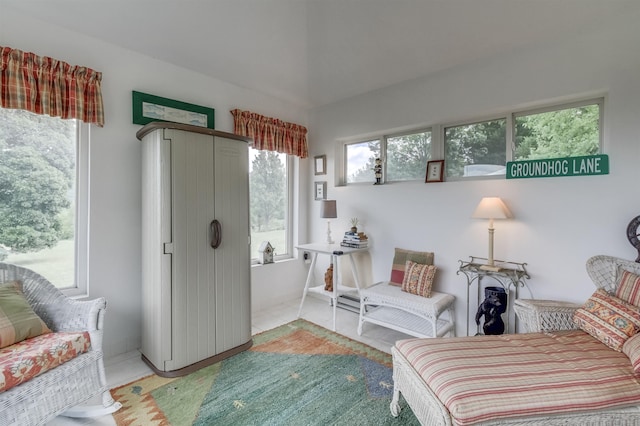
{"left": 514, "top": 255, "right": 640, "bottom": 333}
{"left": 0, "top": 262, "right": 121, "bottom": 425}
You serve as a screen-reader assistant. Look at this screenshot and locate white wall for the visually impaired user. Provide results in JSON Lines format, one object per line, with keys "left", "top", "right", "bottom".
{"left": 3, "top": 6, "right": 640, "bottom": 353}
{"left": 307, "top": 10, "right": 640, "bottom": 336}
{"left": 1, "top": 9, "right": 309, "bottom": 357}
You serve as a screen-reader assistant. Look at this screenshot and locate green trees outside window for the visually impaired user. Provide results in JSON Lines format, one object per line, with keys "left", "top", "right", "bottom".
{"left": 249, "top": 149, "right": 289, "bottom": 261}
{"left": 0, "top": 108, "right": 78, "bottom": 287}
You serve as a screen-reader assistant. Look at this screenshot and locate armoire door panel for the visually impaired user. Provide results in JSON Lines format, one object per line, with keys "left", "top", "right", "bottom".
{"left": 168, "top": 130, "right": 217, "bottom": 369}
{"left": 213, "top": 138, "right": 251, "bottom": 353}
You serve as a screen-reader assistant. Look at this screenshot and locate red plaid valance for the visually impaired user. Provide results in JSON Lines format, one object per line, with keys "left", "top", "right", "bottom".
{"left": 0, "top": 46, "right": 104, "bottom": 126}
{"left": 231, "top": 109, "right": 308, "bottom": 158}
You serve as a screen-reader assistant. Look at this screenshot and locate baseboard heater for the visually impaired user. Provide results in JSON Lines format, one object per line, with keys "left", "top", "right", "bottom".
{"left": 337, "top": 294, "right": 361, "bottom": 313}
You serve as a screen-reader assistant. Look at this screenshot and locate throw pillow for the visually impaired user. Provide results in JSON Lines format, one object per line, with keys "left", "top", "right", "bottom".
{"left": 389, "top": 248, "right": 434, "bottom": 286}
{"left": 0, "top": 281, "right": 52, "bottom": 349}
{"left": 573, "top": 288, "right": 640, "bottom": 352}
{"left": 401, "top": 260, "right": 437, "bottom": 298}
{"left": 615, "top": 268, "right": 640, "bottom": 307}
{"left": 623, "top": 333, "right": 640, "bottom": 373}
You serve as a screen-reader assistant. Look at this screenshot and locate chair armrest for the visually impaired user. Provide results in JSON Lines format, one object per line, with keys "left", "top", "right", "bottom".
{"left": 514, "top": 299, "right": 582, "bottom": 333}
{"left": 35, "top": 297, "right": 106, "bottom": 332}
{"left": 0, "top": 262, "right": 108, "bottom": 351}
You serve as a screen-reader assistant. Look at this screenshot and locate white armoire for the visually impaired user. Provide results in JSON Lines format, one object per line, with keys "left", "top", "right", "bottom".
{"left": 137, "top": 122, "right": 252, "bottom": 377}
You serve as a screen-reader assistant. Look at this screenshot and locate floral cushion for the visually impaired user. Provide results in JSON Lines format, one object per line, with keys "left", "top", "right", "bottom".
{"left": 389, "top": 248, "right": 434, "bottom": 286}
{"left": 0, "top": 281, "right": 51, "bottom": 348}
{"left": 615, "top": 268, "right": 640, "bottom": 307}
{"left": 401, "top": 260, "right": 437, "bottom": 298}
{"left": 573, "top": 289, "right": 640, "bottom": 351}
{"left": 0, "top": 331, "right": 91, "bottom": 393}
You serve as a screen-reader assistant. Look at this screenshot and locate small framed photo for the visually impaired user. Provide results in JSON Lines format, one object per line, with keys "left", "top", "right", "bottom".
{"left": 314, "top": 155, "right": 326, "bottom": 175}
{"left": 314, "top": 181, "right": 327, "bottom": 200}
{"left": 425, "top": 160, "right": 445, "bottom": 183}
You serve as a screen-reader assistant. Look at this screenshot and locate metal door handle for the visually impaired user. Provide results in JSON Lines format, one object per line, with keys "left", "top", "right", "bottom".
{"left": 210, "top": 220, "right": 221, "bottom": 249}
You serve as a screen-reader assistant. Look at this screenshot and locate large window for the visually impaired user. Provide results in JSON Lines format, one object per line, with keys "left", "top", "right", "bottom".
{"left": 249, "top": 148, "right": 292, "bottom": 262}
{"left": 0, "top": 107, "right": 88, "bottom": 295}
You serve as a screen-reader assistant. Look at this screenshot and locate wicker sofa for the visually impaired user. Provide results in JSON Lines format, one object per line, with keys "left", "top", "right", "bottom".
{"left": 0, "top": 262, "right": 121, "bottom": 425}
{"left": 390, "top": 255, "right": 640, "bottom": 425}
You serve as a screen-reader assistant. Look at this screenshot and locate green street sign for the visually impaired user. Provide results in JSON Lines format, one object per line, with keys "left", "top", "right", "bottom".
{"left": 506, "top": 154, "right": 609, "bottom": 179}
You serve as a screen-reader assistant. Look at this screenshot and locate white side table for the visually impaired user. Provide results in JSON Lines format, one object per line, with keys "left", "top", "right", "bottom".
{"left": 296, "top": 243, "right": 368, "bottom": 331}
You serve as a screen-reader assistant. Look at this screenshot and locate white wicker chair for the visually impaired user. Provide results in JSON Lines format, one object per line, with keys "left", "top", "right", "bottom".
{"left": 514, "top": 255, "right": 640, "bottom": 333}
{"left": 391, "top": 255, "right": 640, "bottom": 425}
{"left": 0, "top": 262, "right": 121, "bottom": 425}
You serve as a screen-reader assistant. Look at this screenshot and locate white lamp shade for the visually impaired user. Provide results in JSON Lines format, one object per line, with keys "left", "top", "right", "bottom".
{"left": 321, "top": 200, "right": 337, "bottom": 219}
{"left": 472, "top": 197, "right": 512, "bottom": 220}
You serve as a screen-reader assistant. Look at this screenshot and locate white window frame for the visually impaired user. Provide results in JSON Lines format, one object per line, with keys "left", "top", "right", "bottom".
{"left": 384, "top": 127, "right": 433, "bottom": 183}
{"left": 275, "top": 154, "right": 294, "bottom": 262}
{"left": 66, "top": 122, "right": 90, "bottom": 297}
{"left": 442, "top": 115, "right": 508, "bottom": 182}
{"left": 0, "top": 108, "right": 89, "bottom": 296}
{"left": 342, "top": 138, "right": 383, "bottom": 185}
{"left": 511, "top": 97, "right": 604, "bottom": 159}
{"left": 249, "top": 152, "right": 294, "bottom": 265}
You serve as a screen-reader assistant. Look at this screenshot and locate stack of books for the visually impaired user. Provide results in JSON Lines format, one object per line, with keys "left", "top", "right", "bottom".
{"left": 341, "top": 231, "right": 369, "bottom": 248}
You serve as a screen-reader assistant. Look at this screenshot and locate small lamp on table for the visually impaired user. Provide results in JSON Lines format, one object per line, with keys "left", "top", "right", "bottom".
{"left": 321, "top": 200, "right": 337, "bottom": 244}
{"left": 472, "top": 197, "right": 512, "bottom": 271}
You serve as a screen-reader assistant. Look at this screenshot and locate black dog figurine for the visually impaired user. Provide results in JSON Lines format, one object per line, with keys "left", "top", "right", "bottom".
{"left": 475, "top": 290, "right": 507, "bottom": 335}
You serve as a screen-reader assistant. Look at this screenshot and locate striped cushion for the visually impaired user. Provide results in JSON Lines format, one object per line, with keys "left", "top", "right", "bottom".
{"left": 615, "top": 269, "right": 640, "bottom": 307}
{"left": 623, "top": 333, "right": 640, "bottom": 373}
{"left": 0, "top": 281, "right": 51, "bottom": 349}
{"left": 573, "top": 289, "right": 640, "bottom": 352}
{"left": 395, "top": 331, "right": 640, "bottom": 425}
{"left": 389, "top": 248, "right": 433, "bottom": 286}
{"left": 401, "top": 260, "right": 436, "bottom": 298}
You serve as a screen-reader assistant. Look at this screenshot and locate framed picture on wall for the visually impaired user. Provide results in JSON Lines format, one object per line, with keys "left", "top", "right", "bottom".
{"left": 314, "top": 155, "right": 327, "bottom": 175}
{"left": 425, "top": 160, "right": 445, "bottom": 183}
{"left": 314, "top": 181, "right": 327, "bottom": 200}
{"left": 132, "top": 91, "right": 215, "bottom": 129}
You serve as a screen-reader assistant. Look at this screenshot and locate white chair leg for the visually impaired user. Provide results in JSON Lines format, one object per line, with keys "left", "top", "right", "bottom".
{"left": 60, "top": 391, "right": 122, "bottom": 418}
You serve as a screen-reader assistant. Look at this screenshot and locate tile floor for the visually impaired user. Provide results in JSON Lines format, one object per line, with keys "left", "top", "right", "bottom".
{"left": 48, "top": 294, "right": 413, "bottom": 425}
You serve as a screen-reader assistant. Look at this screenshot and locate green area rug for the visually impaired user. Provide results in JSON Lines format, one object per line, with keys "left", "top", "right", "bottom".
{"left": 111, "top": 319, "right": 418, "bottom": 425}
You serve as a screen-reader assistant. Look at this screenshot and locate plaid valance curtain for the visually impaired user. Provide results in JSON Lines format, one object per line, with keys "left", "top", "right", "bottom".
{"left": 0, "top": 46, "right": 104, "bottom": 126}
{"left": 231, "top": 109, "right": 308, "bottom": 158}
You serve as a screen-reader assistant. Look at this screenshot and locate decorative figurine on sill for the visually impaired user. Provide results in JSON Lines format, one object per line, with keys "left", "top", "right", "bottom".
{"left": 475, "top": 286, "right": 507, "bottom": 335}
{"left": 373, "top": 158, "right": 382, "bottom": 185}
{"left": 258, "top": 241, "right": 275, "bottom": 264}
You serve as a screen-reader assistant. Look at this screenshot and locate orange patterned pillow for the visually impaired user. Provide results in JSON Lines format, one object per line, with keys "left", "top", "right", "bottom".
{"left": 573, "top": 289, "right": 640, "bottom": 351}
{"left": 401, "top": 260, "right": 437, "bottom": 298}
{"left": 389, "top": 248, "right": 434, "bottom": 286}
{"left": 615, "top": 269, "right": 640, "bottom": 307}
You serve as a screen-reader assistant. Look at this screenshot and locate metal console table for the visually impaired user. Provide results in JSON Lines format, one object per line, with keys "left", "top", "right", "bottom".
{"left": 458, "top": 256, "right": 531, "bottom": 335}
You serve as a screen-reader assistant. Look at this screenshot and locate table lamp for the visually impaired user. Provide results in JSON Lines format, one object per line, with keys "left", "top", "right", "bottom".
{"left": 321, "top": 200, "right": 337, "bottom": 244}
{"left": 472, "top": 197, "right": 512, "bottom": 271}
